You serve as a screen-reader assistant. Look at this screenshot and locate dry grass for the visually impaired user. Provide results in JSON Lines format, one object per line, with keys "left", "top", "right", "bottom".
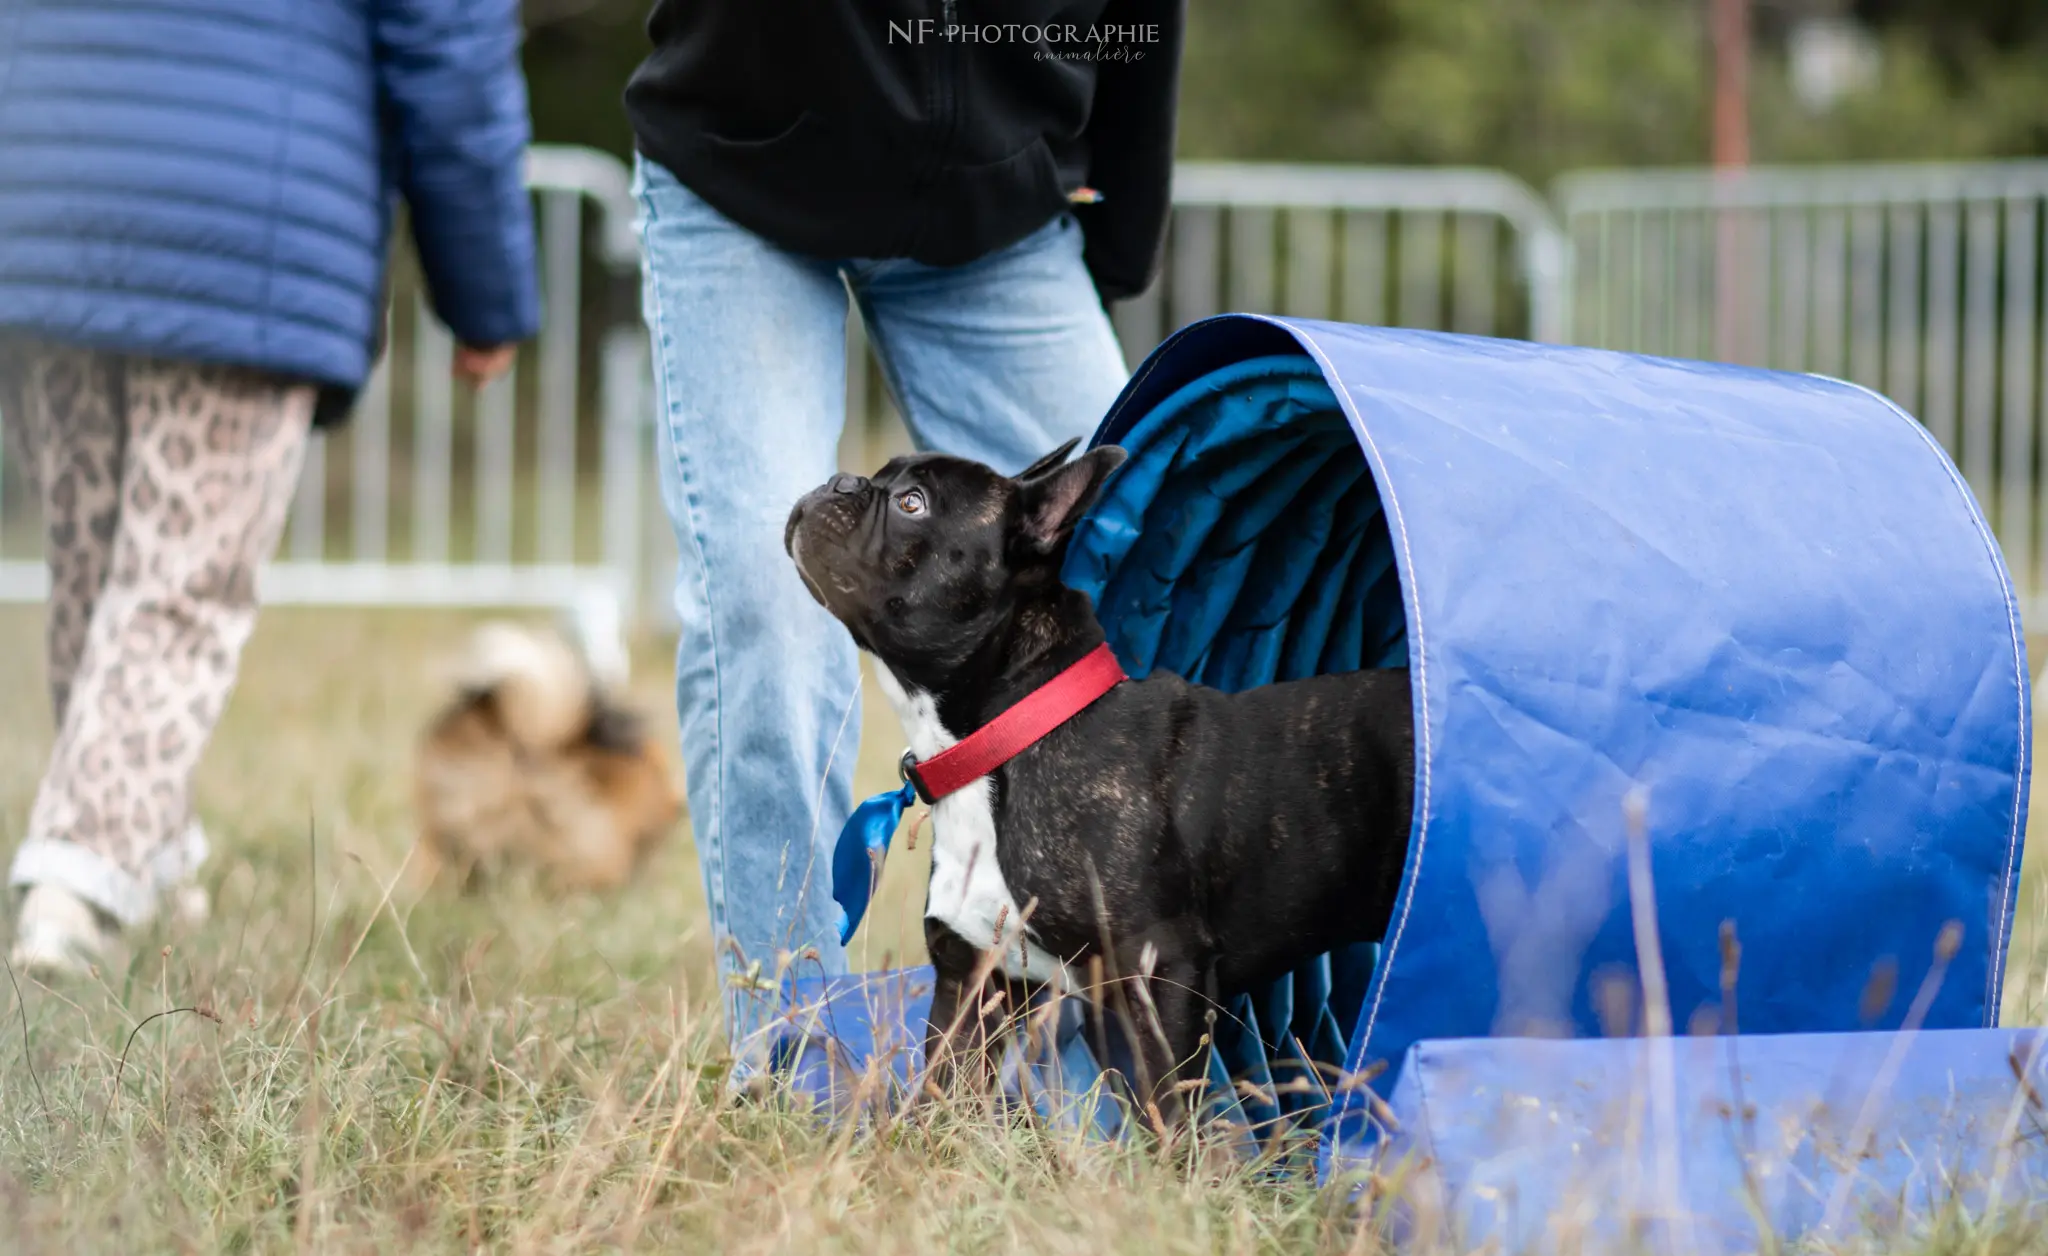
{"left": 0, "top": 605, "right": 2043, "bottom": 1254}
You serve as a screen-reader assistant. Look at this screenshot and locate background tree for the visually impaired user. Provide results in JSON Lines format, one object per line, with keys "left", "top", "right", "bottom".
{"left": 518, "top": 0, "right": 2048, "bottom": 186}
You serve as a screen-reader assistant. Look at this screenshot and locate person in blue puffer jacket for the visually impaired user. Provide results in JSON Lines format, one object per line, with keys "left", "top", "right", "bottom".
{"left": 0, "top": 0, "right": 541, "bottom": 974}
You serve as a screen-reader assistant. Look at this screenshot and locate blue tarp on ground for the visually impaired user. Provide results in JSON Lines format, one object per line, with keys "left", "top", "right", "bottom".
{"left": 783, "top": 315, "right": 2031, "bottom": 1233}
{"left": 1381, "top": 1028, "right": 2048, "bottom": 1253}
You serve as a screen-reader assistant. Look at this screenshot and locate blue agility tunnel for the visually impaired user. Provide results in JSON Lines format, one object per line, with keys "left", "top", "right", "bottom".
{"left": 779, "top": 315, "right": 2034, "bottom": 1244}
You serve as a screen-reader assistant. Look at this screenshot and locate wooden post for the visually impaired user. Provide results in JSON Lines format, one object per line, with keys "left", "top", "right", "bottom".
{"left": 1712, "top": 0, "right": 1752, "bottom": 364}
{"left": 1712, "top": 0, "right": 1751, "bottom": 169}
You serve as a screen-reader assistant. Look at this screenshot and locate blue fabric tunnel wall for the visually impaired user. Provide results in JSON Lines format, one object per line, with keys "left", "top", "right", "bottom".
{"left": 777, "top": 314, "right": 2031, "bottom": 1171}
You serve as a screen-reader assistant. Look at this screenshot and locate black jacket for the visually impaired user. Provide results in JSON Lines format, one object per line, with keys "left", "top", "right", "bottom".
{"left": 624, "top": 1, "right": 1182, "bottom": 303}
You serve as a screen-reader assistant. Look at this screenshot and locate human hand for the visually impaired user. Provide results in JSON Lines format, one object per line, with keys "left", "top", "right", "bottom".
{"left": 454, "top": 344, "right": 518, "bottom": 387}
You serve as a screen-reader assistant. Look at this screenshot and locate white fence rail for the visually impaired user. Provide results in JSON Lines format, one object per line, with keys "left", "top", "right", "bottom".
{"left": 7, "top": 147, "right": 2048, "bottom": 628}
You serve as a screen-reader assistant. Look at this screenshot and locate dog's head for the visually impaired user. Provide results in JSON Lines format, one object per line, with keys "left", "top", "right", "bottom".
{"left": 784, "top": 438, "right": 1127, "bottom": 677}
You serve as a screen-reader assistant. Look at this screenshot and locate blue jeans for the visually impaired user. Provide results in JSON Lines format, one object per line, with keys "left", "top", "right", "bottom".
{"left": 633, "top": 156, "right": 1130, "bottom": 1060}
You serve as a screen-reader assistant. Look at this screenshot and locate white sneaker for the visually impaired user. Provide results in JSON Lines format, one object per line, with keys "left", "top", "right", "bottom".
{"left": 10, "top": 884, "right": 115, "bottom": 979}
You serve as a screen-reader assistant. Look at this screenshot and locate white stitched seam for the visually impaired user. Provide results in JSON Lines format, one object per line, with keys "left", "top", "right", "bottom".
{"left": 1828, "top": 374, "right": 2029, "bottom": 1024}
{"left": 1096, "top": 320, "right": 1208, "bottom": 446}
{"left": 634, "top": 177, "right": 739, "bottom": 985}
{"left": 1267, "top": 322, "right": 1434, "bottom": 1084}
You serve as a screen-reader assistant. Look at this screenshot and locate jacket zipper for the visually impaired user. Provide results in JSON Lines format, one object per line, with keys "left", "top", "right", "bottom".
{"left": 909, "top": 0, "right": 964, "bottom": 255}
{"left": 935, "top": 0, "right": 962, "bottom": 161}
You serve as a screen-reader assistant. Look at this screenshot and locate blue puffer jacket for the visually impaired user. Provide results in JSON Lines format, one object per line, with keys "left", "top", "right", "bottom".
{"left": 0, "top": 0, "right": 540, "bottom": 422}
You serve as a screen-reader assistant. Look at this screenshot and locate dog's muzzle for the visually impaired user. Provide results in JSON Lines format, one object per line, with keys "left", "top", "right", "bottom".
{"left": 785, "top": 473, "right": 874, "bottom": 557}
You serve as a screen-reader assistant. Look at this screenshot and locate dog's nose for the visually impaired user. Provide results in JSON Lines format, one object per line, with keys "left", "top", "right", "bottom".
{"left": 830, "top": 473, "right": 865, "bottom": 496}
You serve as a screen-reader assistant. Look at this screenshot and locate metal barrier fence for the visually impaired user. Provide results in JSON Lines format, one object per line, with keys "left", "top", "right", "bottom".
{"left": 1556, "top": 161, "right": 2048, "bottom": 615}
{"left": 1118, "top": 162, "right": 1570, "bottom": 352}
{"left": 6, "top": 147, "right": 2048, "bottom": 629}
{"left": 842, "top": 160, "right": 1572, "bottom": 479}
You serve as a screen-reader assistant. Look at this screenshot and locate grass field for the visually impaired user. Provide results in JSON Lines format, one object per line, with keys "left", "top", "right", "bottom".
{"left": 1, "top": 605, "right": 2045, "bottom": 1253}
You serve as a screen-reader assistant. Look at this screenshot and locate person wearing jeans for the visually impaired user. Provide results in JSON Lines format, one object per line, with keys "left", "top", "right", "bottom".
{"left": 0, "top": 0, "right": 539, "bottom": 974}
{"left": 625, "top": 2, "right": 1185, "bottom": 1059}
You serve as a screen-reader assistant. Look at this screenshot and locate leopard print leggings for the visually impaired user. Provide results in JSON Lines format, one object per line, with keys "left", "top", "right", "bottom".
{"left": 1, "top": 338, "right": 311, "bottom": 926}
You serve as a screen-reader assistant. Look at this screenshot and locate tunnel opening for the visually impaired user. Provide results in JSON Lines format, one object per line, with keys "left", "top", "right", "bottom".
{"left": 1062, "top": 349, "right": 1413, "bottom": 1134}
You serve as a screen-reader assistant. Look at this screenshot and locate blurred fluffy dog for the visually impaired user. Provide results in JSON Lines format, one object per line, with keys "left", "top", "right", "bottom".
{"left": 412, "top": 621, "right": 681, "bottom": 894}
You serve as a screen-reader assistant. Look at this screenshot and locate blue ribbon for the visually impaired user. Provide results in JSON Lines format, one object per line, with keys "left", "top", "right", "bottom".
{"left": 831, "top": 780, "right": 918, "bottom": 945}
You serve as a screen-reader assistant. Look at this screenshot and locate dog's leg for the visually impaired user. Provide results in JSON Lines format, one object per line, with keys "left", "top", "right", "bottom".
{"left": 921, "top": 958, "right": 969, "bottom": 1096}
{"left": 1122, "top": 951, "right": 1209, "bottom": 1136}
{"left": 920, "top": 922, "right": 1008, "bottom": 1104}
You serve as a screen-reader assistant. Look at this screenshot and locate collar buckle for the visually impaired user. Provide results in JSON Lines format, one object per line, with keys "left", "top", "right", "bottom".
{"left": 899, "top": 748, "right": 935, "bottom": 806}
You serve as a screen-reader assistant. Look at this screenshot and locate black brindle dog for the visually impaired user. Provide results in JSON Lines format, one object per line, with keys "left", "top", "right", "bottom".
{"left": 785, "top": 438, "right": 1414, "bottom": 1128}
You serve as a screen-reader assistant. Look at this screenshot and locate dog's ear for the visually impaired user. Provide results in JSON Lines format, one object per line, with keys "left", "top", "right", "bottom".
{"left": 1015, "top": 445, "right": 1128, "bottom": 556}
{"left": 1015, "top": 436, "right": 1083, "bottom": 482}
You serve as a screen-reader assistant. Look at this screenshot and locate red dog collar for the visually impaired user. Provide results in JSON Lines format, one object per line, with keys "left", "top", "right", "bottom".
{"left": 901, "top": 643, "right": 1127, "bottom": 804}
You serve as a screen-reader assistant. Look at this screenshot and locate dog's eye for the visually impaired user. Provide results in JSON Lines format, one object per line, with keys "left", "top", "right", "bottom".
{"left": 895, "top": 488, "right": 927, "bottom": 517}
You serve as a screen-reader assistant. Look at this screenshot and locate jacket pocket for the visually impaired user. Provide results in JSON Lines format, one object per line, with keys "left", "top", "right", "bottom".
{"left": 698, "top": 110, "right": 820, "bottom": 153}
{"left": 925, "top": 135, "right": 1071, "bottom": 265}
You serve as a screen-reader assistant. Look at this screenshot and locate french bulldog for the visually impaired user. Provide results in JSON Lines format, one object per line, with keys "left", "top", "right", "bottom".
{"left": 784, "top": 438, "right": 1415, "bottom": 1128}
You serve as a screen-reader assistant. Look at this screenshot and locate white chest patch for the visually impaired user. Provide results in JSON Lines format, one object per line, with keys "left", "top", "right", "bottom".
{"left": 872, "top": 662, "right": 1066, "bottom": 987}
